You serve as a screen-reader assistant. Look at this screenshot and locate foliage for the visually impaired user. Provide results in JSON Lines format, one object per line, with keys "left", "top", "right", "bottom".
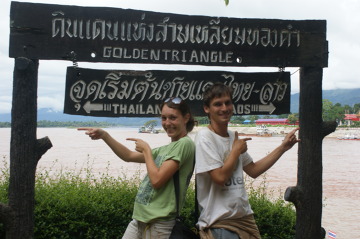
{"left": 144, "top": 120, "right": 158, "bottom": 129}
{"left": 0, "top": 122, "right": 11, "bottom": 128}
{"left": 287, "top": 113, "right": 299, "bottom": 125}
{"left": 230, "top": 115, "right": 246, "bottom": 124}
{"left": 277, "top": 114, "right": 289, "bottom": 119}
{"left": 195, "top": 116, "right": 209, "bottom": 125}
{"left": 351, "top": 121, "right": 360, "bottom": 127}
{"left": 322, "top": 99, "right": 346, "bottom": 122}
{"left": 248, "top": 115, "right": 260, "bottom": 123}
{"left": 322, "top": 99, "right": 360, "bottom": 125}
{"left": 246, "top": 176, "right": 296, "bottom": 239}
{"left": 0, "top": 121, "right": 122, "bottom": 128}
{"left": 0, "top": 159, "right": 138, "bottom": 239}
{"left": 0, "top": 157, "right": 10, "bottom": 238}
{"left": 38, "top": 120, "right": 121, "bottom": 128}
{"left": 180, "top": 182, "right": 198, "bottom": 229}
{"left": 34, "top": 175, "right": 138, "bottom": 238}
{"left": 0, "top": 158, "right": 296, "bottom": 238}
{"left": 353, "top": 103, "right": 360, "bottom": 114}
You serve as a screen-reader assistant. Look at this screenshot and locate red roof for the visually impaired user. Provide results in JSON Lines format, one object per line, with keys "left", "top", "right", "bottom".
{"left": 256, "top": 119, "right": 288, "bottom": 123}
{"left": 344, "top": 114, "right": 360, "bottom": 121}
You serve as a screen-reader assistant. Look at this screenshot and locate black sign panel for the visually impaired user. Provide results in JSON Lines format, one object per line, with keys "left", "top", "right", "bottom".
{"left": 10, "top": 1, "right": 327, "bottom": 67}
{"left": 64, "top": 67, "right": 290, "bottom": 117}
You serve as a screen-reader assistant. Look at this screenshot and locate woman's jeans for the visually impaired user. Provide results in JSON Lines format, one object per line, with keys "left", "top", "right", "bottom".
{"left": 122, "top": 219, "right": 176, "bottom": 239}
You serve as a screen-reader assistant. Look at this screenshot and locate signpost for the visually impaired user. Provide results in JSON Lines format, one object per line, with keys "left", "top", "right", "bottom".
{"left": 10, "top": 1, "right": 327, "bottom": 67}
{"left": 64, "top": 67, "right": 290, "bottom": 117}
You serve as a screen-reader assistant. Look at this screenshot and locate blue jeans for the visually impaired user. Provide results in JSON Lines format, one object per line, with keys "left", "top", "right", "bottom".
{"left": 211, "top": 228, "right": 240, "bottom": 239}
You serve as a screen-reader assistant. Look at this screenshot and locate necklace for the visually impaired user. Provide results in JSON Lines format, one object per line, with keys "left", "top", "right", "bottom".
{"left": 208, "top": 124, "right": 228, "bottom": 137}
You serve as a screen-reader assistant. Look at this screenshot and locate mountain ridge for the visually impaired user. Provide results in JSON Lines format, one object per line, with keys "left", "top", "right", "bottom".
{"left": 290, "top": 88, "right": 360, "bottom": 113}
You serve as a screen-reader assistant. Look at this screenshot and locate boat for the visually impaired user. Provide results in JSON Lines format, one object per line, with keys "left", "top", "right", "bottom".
{"left": 238, "top": 125, "right": 272, "bottom": 137}
{"left": 138, "top": 126, "right": 159, "bottom": 134}
{"left": 337, "top": 134, "right": 360, "bottom": 140}
{"left": 255, "top": 125, "right": 272, "bottom": 137}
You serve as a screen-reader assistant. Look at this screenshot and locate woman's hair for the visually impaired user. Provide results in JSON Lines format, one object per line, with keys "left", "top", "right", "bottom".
{"left": 160, "top": 97, "right": 195, "bottom": 133}
{"left": 203, "top": 82, "right": 233, "bottom": 107}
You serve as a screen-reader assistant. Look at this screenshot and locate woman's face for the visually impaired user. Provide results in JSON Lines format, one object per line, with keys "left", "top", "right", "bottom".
{"left": 161, "top": 104, "right": 189, "bottom": 142}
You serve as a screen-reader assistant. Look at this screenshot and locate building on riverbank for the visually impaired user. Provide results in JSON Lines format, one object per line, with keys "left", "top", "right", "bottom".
{"left": 255, "top": 118, "right": 299, "bottom": 126}
{"left": 343, "top": 113, "right": 360, "bottom": 126}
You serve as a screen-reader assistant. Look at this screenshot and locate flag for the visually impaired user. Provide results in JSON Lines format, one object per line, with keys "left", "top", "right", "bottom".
{"left": 328, "top": 230, "right": 336, "bottom": 238}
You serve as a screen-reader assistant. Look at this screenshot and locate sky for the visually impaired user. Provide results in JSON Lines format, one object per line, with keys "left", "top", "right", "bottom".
{"left": 1, "top": 0, "right": 360, "bottom": 114}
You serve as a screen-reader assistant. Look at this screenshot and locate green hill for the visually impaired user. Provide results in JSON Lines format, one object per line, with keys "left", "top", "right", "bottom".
{"left": 290, "top": 88, "right": 360, "bottom": 113}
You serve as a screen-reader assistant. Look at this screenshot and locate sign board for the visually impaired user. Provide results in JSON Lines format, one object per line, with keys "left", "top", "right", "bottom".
{"left": 64, "top": 67, "right": 290, "bottom": 117}
{"left": 10, "top": 1, "right": 327, "bottom": 67}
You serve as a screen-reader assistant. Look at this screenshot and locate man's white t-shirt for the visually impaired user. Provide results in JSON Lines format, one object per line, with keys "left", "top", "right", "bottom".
{"left": 195, "top": 127, "right": 254, "bottom": 230}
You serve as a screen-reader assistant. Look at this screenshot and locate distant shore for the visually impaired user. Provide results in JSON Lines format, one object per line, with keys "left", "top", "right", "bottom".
{"left": 191, "top": 126, "right": 360, "bottom": 138}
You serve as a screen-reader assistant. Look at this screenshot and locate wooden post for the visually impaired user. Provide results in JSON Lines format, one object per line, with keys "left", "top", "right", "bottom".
{"left": 4, "top": 57, "right": 52, "bottom": 238}
{"left": 285, "top": 66, "right": 326, "bottom": 239}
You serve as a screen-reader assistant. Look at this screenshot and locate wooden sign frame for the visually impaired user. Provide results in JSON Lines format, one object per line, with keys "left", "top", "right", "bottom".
{"left": 6, "top": 2, "right": 332, "bottom": 238}
{"left": 10, "top": 1, "right": 327, "bottom": 67}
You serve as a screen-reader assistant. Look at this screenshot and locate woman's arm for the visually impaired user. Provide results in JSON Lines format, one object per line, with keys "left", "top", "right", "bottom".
{"left": 127, "top": 138, "right": 179, "bottom": 189}
{"left": 78, "top": 128, "right": 145, "bottom": 163}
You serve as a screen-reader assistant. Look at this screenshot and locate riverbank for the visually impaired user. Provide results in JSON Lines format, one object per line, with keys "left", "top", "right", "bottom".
{"left": 191, "top": 126, "right": 360, "bottom": 138}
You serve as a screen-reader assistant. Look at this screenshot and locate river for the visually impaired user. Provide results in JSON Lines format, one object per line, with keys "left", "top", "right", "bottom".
{"left": 0, "top": 127, "right": 359, "bottom": 238}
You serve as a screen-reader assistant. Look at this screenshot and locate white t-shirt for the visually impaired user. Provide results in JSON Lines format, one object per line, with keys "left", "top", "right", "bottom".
{"left": 195, "top": 127, "right": 254, "bottom": 229}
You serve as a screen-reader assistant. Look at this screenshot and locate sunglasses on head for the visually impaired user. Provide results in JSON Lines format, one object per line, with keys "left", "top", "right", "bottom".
{"left": 164, "top": 97, "right": 182, "bottom": 104}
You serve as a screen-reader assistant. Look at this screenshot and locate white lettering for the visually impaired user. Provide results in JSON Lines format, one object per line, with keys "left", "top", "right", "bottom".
{"left": 234, "top": 104, "right": 251, "bottom": 114}
{"left": 102, "top": 47, "right": 234, "bottom": 64}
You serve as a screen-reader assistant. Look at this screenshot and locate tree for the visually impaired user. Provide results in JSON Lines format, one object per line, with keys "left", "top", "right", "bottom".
{"left": 332, "top": 103, "right": 345, "bottom": 123}
{"left": 144, "top": 120, "right": 158, "bottom": 130}
{"left": 230, "top": 115, "right": 245, "bottom": 124}
{"left": 0, "top": 58, "right": 52, "bottom": 239}
{"left": 353, "top": 103, "right": 360, "bottom": 114}
{"left": 248, "top": 115, "right": 259, "bottom": 124}
{"left": 322, "top": 99, "right": 346, "bottom": 123}
{"left": 322, "top": 99, "right": 333, "bottom": 121}
{"left": 195, "top": 116, "right": 209, "bottom": 125}
{"left": 277, "top": 114, "right": 289, "bottom": 119}
{"left": 287, "top": 113, "right": 299, "bottom": 125}
{"left": 343, "top": 104, "right": 352, "bottom": 114}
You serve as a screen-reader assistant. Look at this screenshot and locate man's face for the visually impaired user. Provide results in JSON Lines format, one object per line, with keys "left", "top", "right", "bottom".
{"left": 204, "top": 94, "right": 233, "bottom": 124}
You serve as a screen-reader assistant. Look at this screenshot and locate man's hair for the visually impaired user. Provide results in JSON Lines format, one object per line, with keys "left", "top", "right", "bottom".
{"left": 203, "top": 82, "right": 233, "bottom": 107}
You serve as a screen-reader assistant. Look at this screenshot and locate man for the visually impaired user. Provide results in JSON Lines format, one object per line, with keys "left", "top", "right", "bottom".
{"left": 195, "top": 83, "right": 300, "bottom": 239}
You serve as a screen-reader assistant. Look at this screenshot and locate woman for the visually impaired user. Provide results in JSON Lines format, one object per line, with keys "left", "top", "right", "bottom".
{"left": 78, "top": 97, "right": 195, "bottom": 239}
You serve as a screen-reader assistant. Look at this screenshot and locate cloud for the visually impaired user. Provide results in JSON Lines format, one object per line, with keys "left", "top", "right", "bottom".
{"left": 0, "top": 98, "right": 12, "bottom": 114}
{"left": 38, "top": 96, "right": 64, "bottom": 112}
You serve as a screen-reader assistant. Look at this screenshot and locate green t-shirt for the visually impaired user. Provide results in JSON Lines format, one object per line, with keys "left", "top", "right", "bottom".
{"left": 132, "top": 136, "right": 195, "bottom": 223}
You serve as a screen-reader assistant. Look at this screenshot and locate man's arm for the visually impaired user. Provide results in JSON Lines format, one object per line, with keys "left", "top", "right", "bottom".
{"left": 209, "top": 131, "right": 252, "bottom": 185}
{"left": 244, "top": 127, "right": 300, "bottom": 179}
